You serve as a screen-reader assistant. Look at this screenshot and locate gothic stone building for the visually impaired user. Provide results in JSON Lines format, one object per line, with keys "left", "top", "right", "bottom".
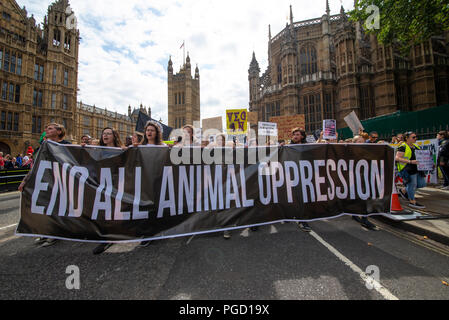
{"left": 75, "top": 102, "right": 140, "bottom": 142}
{"left": 167, "top": 53, "right": 200, "bottom": 129}
{"left": 0, "top": 0, "right": 137, "bottom": 156}
{"left": 248, "top": 3, "right": 449, "bottom": 134}
{"left": 0, "top": 0, "right": 80, "bottom": 155}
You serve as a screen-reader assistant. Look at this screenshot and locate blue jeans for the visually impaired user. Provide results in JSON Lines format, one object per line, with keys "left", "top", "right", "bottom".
{"left": 398, "top": 170, "right": 426, "bottom": 201}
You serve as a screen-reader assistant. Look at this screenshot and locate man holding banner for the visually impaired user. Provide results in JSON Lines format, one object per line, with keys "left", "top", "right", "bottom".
{"left": 290, "top": 127, "right": 311, "bottom": 232}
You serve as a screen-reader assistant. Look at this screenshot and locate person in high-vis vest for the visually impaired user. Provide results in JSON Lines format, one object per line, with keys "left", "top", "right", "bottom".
{"left": 395, "top": 132, "right": 426, "bottom": 209}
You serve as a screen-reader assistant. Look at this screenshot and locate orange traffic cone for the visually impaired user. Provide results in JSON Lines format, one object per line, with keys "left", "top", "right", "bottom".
{"left": 391, "top": 184, "right": 404, "bottom": 213}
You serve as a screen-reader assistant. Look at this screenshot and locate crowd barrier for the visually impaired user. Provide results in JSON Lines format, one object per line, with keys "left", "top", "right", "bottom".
{"left": 0, "top": 168, "right": 30, "bottom": 193}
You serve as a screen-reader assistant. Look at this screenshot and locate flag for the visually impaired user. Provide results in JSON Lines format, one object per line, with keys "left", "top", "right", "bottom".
{"left": 180, "top": 41, "right": 184, "bottom": 49}
{"left": 136, "top": 111, "right": 173, "bottom": 141}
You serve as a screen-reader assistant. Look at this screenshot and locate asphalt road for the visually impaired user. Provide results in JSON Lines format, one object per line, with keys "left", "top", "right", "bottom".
{"left": 1, "top": 192, "right": 448, "bottom": 300}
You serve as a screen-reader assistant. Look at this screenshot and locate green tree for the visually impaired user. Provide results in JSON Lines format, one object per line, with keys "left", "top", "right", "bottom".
{"left": 350, "top": 0, "right": 449, "bottom": 54}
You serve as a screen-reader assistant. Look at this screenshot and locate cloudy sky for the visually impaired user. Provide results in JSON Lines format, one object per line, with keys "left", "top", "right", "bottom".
{"left": 19, "top": 0, "right": 355, "bottom": 124}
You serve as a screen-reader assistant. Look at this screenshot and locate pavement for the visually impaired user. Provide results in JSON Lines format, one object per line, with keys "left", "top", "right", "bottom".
{"left": 1, "top": 191, "right": 449, "bottom": 300}
{"left": 375, "top": 186, "right": 449, "bottom": 246}
{"left": 1, "top": 186, "right": 449, "bottom": 246}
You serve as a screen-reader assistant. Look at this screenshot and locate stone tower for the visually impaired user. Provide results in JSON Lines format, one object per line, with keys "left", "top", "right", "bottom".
{"left": 167, "top": 53, "right": 200, "bottom": 129}
{"left": 0, "top": 0, "right": 80, "bottom": 155}
{"left": 43, "top": 0, "right": 79, "bottom": 138}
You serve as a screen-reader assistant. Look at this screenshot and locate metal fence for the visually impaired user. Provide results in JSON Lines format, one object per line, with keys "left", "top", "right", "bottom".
{"left": 0, "top": 168, "right": 30, "bottom": 193}
{"left": 338, "top": 104, "right": 449, "bottom": 141}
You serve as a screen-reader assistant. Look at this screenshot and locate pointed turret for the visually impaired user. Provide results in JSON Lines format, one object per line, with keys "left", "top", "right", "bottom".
{"left": 326, "top": 0, "right": 330, "bottom": 16}
{"left": 195, "top": 64, "right": 200, "bottom": 79}
{"left": 186, "top": 52, "right": 191, "bottom": 70}
{"left": 290, "top": 5, "right": 293, "bottom": 25}
{"left": 168, "top": 55, "right": 173, "bottom": 74}
{"left": 248, "top": 52, "right": 260, "bottom": 77}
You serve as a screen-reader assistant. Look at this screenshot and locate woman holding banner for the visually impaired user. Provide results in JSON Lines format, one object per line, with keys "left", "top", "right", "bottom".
{"left": 92, "top": 127, "right": 125, "bottom": 255}
{"left": 141, "top": 121, "right": 165, "bottom": 146}
{"left": 395, "top": 132, "right": 426, "bottom": 209}
{"left": 174, "top": 124, "right": 202, "bottom": 147}
{"left": 136, "top": 121, "right": 166, "bottom": 247}
{"left": 99, "top": 127, "right": 123, "bottom": 148}
{"left": 19, "top": 123, "right": 71, "bottom": 247}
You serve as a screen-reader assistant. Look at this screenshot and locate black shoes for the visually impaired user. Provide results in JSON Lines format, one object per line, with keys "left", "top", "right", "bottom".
{"left": 93, "top": 243, "right": 113, "bottom": 255}
{"left": 138, "top": 241, "right": 151, "bottom": 248}
{"left": 360, "top": 217, "right": 380, "bottom": 231}
{"left": 398, "top": 188, "right": 409, "bottom": 200}
{"left": 408, "top": 202, "right": 425, "bottom": 209}
{"left": 35, "top": 238, "right": 58, "bottom": 247}
{"left": 298, "top": 222, "right": 312, "bottom": 232}
{"left": 353, "top": 216, "right": 379, "bottom": 231}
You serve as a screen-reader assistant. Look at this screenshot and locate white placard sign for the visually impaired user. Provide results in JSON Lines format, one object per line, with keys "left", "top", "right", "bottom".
{"left": 415, "top": 150, "right": 434, "bottom": 171}
{"left": 323, "top": 119, "right": 337, "bottom": 140}
{"left": 306, "top": 135, "right": 317, "bottom": 143}
{"left": 258, "top": 122, "right": 278, "bottom": 136}
{"left": 344, "top": 111, "right": 364, "bottom": 135}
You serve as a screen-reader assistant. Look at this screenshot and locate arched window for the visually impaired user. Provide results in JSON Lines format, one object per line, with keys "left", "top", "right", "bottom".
{"left": 53, "top": 29, "right": 61, "bottom": 46}
{"left": 300, "top": 46, "right": 317, "bottom": 76}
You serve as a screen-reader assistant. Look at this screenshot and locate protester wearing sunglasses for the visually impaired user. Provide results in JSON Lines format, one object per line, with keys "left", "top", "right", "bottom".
{"left": 395, "top": 132, "right": 426, "bottom": 209}
{"left": 366, "top": 131, "right": 379, "bottom": 143}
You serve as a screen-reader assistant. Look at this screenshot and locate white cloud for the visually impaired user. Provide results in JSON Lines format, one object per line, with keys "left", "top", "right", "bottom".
{"left": 18, "top": 0, "right": 355, "bottom": 124}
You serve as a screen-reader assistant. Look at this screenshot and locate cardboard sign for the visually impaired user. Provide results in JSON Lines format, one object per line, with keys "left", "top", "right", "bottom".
{"left": 269, "top": 114, "right": 305, "bottom": 141}
{"left": 344, "top": 111, "right": 364, "bottom": 135}
{"left": 202, "top": 116, "right": 223, "bottom": 132}
{"left": 323, "top": 119, "right": 337, "bottom": 140}
{"left": 226, "top": 109, "right": 248, "bottom": 134}
{"left": 248, "top": 111, "right": 258, "bottom": 124}
{"left": 258, "top": 122, "right": 278, "bottom": 136}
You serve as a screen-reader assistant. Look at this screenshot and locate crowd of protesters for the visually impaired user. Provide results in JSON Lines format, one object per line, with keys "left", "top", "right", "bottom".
{"left": 13, "top": 120, "right": 449, "bottom": 254}
{"left": 0, "top": 150, "right": 34, "bottom": 170}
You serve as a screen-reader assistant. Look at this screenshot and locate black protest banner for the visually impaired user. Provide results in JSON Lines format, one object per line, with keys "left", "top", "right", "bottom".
{"left": 17, "top": 141, "right": 394, "bottom": 242}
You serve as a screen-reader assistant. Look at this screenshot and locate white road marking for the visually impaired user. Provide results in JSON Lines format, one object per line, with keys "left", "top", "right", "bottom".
{"left": 186, "top": 235, "right": 195, "bottom": 245}
{"left": 0, "top": 235, "right": 18, "bottom": 244}
{"left": 309, "top": 230, "right": 399, "bottom": 300}
{"left": 0, "top": 223, "right": 18, "bottom": 231}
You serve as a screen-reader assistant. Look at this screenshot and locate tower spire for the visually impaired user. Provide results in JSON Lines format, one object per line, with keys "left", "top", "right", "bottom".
{"left": 268, "top": 24, "right": 272, "bottom": 40}
{"left": 289, "top": 5, "right": 293, "bottom": 24}
{"left": 326, "top": 0, "right": 330, "bottom": 16}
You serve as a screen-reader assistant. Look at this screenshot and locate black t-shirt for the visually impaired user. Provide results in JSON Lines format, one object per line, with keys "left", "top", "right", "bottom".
{"left": 289, "top": 139, "right": 307, "bottom": 145}
{"left": 397, "top": 144, "right": 417, "bottom": 174}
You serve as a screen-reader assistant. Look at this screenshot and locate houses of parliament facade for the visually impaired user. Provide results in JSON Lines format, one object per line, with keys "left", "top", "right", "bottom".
{"left": 249, "top": 2, "right": 449, "bottom": 133}
{"left": 0, "top": 0, "right": 135, "bottom": 156}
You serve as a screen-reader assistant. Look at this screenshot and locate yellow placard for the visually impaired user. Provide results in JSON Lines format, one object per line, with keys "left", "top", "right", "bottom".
{"left": 226, "top": 109, "right": 248, "bottom": 134}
